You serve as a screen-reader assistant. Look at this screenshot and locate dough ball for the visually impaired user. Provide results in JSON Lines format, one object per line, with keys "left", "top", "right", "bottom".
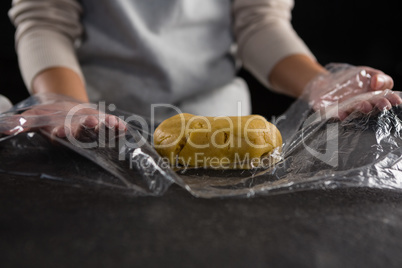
{"left": 153, "top": 113, "right": 282, "bottom": 169}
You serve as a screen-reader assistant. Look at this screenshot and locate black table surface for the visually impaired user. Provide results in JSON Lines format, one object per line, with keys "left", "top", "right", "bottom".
{"left": 1, "top": 174, "right": 402, "bottom": 268}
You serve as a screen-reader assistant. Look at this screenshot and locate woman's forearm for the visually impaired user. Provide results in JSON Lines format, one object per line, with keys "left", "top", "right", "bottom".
{"left": 268, "top": 54, "right": 328, "bottom": 98}
{"left": 32, "top": 67, "right": 89, "bottom": 103}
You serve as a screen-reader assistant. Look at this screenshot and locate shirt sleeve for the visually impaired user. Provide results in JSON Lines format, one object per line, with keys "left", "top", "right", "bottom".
{"left": 8, "top": 0, "right": 84, "bottom": 93}
{"left": 233, "top": 0, "right": 316, "bottom": 93}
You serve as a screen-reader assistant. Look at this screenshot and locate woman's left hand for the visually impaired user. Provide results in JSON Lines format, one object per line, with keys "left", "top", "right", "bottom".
{"left": 306, "top": 64, "right": 402, "bottom": 120}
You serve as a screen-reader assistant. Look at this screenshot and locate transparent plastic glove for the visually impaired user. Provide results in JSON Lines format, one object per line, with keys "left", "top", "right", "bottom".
{"left": 304, "top": 63, "right": 402, "bottom": 120}
{"left": 0, "top": 94, "right": 175, "bottom": 196}
{"left": 0, "top": 93, "right": 126, "bottom": 140}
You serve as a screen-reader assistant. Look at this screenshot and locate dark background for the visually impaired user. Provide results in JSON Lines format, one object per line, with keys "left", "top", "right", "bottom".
{"left": 1, "top": 0, "right": 401, "bottom": 118}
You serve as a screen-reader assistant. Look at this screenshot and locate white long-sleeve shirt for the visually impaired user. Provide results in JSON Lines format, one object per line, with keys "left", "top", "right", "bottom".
{"left": 9, "top": 0, "right": 314, "bottom": 118}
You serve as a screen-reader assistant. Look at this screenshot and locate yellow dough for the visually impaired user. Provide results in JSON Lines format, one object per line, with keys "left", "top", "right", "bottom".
{"left": 153, "top": 113, "right": 282, "bottom": 169}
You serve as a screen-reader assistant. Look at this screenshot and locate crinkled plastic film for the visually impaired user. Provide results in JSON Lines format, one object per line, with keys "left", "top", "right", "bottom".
{"left": 1, "top": 64, "right": 402, "bottom": 198}
{"left": 0, "top": 95, "right": 180, "bottom": 196}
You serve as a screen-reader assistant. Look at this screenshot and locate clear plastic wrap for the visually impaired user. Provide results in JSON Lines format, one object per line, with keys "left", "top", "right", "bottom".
{"left": 0, "top": 94, "right": 180, "bottom": 196}
{"left": 1, "top": 64, "right": 402, "bottom": 198}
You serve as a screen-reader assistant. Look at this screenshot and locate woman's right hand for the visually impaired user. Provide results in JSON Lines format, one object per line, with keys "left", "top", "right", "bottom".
{"left": 0, "top": 67, "right": 126, "bottom": 142}
{"left": 1, "top": 98, "right": 126, "bottom": 142}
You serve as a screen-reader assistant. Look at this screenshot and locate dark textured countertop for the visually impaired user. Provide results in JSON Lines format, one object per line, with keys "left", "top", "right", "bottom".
{"left": 2, "top": 107, "right": 402, "bottom": 267}
{"left": 1, "top": 174, "right": 402, "bottom": 268}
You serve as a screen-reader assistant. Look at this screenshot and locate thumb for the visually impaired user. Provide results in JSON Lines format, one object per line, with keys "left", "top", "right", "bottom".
{"left": 370, "top": 74, "right": 394, "bottom": 91}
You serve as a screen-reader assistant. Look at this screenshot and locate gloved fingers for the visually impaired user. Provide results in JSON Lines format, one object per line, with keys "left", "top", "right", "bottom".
{"left": 365, "top": 91, "right": 402, "bottom": 110}
{"left": 94, "top": 114, "right": 127, "bottom": 134}
{"left": 51, "top": 125, "right": 68, "bottom": 138}
{"left": 335, "top": 100, "right": 379, "bottom": 121}
{"left": 80, "top": 115, "right": 99, "bottom": 129}
{"left": 54, "top": 115, "right": 99, "bottom": 139}
{"left": 370, "top": 73, "right": 394, "bottom": 91}
{"left": 356, "top": 100, "right": 374, "bottom": 114}
{"left": 52, "top": 114, "right": 127, "bottom": 142}
{"left": 337, "top": 110, "right": 349, "bottom": 121}
{"left": 384, "top": 92, "right": 402, "bottom": 106}
{"left": 324, "top": 90, "right": 402, "bottom": 121}
{"left": 368, "top": 96, "right": 392, "bottom": 111}
{"left": 359, "top": 66, "right": 394, "bottom": 91}
{"left": 101, "top": 114, "right": 127, "bottom": 132}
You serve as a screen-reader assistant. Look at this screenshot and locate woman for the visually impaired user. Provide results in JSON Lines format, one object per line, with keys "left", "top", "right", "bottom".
{"left": 8, "top": 0, "right": 399, "bottom": 137}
